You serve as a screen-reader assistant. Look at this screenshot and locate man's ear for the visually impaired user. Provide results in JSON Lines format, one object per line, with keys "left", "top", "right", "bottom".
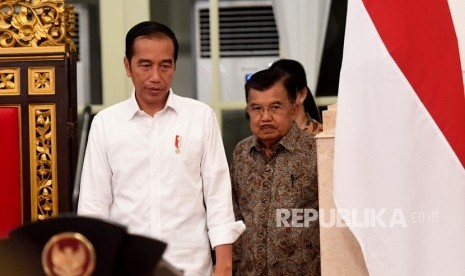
{"left": 123, "top": 57, "right": 131, "bottom": 77}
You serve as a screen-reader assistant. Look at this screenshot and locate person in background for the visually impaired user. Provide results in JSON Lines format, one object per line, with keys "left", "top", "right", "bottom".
{"left": 231, "top": 67, "right": 320, "bottom": 275}
{"left": 270, "top": 59, "right": 323, "bottom": 135}
{"left": 77, "top": 21, "right": 245, "bottom": 276}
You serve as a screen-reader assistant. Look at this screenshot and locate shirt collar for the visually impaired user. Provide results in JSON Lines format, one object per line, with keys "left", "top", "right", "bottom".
{"left": 279, "top": 122, "right": 300, "bottom": 153}
{"left": 125, "top": 88, "right": 178, "bottom": 120}
{"left": 249, "top": 122, "right": 301, "bottom": 155}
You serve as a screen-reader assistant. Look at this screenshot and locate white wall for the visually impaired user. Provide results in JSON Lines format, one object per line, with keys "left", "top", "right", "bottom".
{"left": 99, "top": 0, "right": 150, "bottom": 107}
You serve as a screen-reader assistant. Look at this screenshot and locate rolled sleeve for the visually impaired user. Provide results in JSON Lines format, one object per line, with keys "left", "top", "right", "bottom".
{"left": 201, "top": 110, "right": 246, "bottom": 249}
{"left": 208, "top": 220, "right": 246, "bottom": 249}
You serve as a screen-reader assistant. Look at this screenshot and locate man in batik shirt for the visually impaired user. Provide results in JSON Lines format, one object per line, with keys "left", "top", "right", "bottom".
{"left": 231, "top": 67, "right": 320, "bottom": 275}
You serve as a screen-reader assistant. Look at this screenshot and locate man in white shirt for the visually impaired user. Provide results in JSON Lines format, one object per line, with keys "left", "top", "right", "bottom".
{"left": 77, "top": 21, "right": 245, "bottom": 276}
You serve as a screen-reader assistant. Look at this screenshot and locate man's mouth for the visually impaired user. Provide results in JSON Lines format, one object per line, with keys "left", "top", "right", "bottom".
{"left": 147, "top": 87, "right": 164, "bottom": 93}
{"left": 260, "top": 125, "right": 275, "bottom": 131}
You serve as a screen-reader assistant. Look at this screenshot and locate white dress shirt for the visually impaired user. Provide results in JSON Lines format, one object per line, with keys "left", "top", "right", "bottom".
{"left": 78, "top": 90, "right": 245, "bottom": 275}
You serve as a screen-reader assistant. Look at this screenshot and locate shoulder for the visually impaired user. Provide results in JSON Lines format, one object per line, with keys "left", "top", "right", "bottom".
{"left": 232, "top": 135, "right": 255, "bottom": 157}
{"left": 305, "top": 120, "right": 323, "bottom": 136}
{"left": 293, "top": 129, "right": 317, "bottom": 155}
{"left": 93, "top": 100, "right": 129, "bottom": 120}
{"left": 90, "top": 100, "right": 132, "bottom": 132}
{"left": 172, "top": 94, "right": 213, "bottom": 114}
{"left": 231, "top": 135, "right": 255, "bottom": 175}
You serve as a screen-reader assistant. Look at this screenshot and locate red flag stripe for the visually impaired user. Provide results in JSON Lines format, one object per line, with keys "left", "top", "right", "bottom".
{"left": 362, "top": 0, "right": 465, "bottom": 167}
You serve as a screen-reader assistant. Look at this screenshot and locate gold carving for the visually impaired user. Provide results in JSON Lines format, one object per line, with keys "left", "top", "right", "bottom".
{"left": 29, "top": 66, "right": 55, "bottom": 94}
{"left": 0, "top": 0, "right": 76, "bottom": 51}
{"left": 29, "top": 104, "right": 58, "bottom": 221}
{"left": 0, "top": 67, "right": 20, "bottom": 95}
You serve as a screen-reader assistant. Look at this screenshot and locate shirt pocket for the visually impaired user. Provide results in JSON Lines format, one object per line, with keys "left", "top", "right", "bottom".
{"left": 275, "top": 168, "right": 310, "bottom": 209}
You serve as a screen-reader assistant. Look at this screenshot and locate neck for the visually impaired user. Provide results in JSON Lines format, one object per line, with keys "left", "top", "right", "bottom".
{"left": 136, "top": 93, "right": 169, "bottom": 117}
{"left": 294, "top": 105, "right": 309, "bottom": 130}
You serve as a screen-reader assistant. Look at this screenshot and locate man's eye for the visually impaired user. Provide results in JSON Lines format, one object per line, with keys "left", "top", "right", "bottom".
{"left": 270, "top": 105, "right": 282, "bottom": 111}
{"left": 160, "top": 64, "right": 172, "bottom": 71}
{"left": 251, "top": 106, "right": 263, "bottom": 112}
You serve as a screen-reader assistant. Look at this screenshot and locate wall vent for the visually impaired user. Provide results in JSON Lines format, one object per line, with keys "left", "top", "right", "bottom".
{"left": 199, "top": 6, "right": 279, "bottom": 58}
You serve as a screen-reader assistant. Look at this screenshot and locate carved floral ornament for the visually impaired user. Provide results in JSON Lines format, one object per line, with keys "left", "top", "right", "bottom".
{"left": 0, "top": 0, "right": 76, "bottom": 51}
{"left": 29, "top": 105, "right": 58, "bottom": 221}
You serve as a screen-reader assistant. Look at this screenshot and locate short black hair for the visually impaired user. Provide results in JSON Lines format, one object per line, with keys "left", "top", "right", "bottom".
{"left": 245, "top": 67, "right": 297, "bottom": 104}
{"left": 125, "top": 21, "right": 179, "bottom": 62}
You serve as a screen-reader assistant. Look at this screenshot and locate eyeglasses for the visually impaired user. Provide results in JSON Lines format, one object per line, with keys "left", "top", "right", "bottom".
{"left": 246, "top": 104, "right": 292, "bottom": 117}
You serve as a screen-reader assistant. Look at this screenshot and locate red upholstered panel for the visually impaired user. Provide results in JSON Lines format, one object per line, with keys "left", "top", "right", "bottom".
{"left": 0, "top": 106, "right": 21, "bottom": 238}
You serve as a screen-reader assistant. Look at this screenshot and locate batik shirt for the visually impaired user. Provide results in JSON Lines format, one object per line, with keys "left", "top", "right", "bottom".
{"left": 231, "top": 123, "right": 320, "bottom": 276}
{"left": 304, "top": 113, "right": 323, "bottom": 136}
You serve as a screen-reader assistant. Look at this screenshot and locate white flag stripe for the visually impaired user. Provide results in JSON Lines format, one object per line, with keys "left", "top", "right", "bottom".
{"left": 333, "top": 0, "right": 465, "bottom": 275}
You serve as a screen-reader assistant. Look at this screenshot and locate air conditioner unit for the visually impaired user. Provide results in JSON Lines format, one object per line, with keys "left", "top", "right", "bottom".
{"left": 194, "top": 0, "right": 280, "bottom": 104}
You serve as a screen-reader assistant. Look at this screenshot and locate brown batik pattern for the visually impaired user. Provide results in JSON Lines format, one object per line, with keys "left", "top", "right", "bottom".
{"left": 304, "top": 118, "right": 323, "bottom": 136}
{"left": 231, "top": 123, "right": 320, "bottom": 276}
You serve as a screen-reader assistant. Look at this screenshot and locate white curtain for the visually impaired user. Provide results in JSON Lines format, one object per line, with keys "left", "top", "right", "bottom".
{"left": 272, "top": 0, "right": 332, "bottom": 95}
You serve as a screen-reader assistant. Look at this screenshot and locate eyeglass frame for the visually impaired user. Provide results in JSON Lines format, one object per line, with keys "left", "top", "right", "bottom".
{"left": 245, "top": 103, "right": 295, "bottom": 117}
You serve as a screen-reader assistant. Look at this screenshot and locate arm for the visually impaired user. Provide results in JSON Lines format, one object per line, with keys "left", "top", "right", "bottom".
{"left": 230, "top": 153, "right": 244, "bottom": 272}
{"left": 77, "top": 115, "right": 113, "bottom": 219}
{"left": 214, "top": 244, "right": 233, "bottom": 276}
{"left": 200, "top": 110, "right": 245, "bottom": 256}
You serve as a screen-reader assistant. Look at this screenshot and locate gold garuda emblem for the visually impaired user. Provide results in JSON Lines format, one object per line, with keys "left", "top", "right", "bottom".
{"left": 42, "top": 232, "right": 96, "bottom": 276}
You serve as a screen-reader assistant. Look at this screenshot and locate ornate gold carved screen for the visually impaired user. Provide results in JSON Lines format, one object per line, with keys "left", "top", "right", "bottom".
{"left": 0, "top": 0, "right": 77, "bottom": 237}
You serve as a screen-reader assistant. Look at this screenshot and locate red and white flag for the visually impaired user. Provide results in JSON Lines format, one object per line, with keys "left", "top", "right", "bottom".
{"left": 333, "top": 0, "right": 465, "bottom": 275}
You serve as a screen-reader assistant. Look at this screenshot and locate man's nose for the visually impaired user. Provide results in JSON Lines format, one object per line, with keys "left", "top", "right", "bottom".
{"left": 149, "top": 68, "right": 161, "bottom": 82}
{"left": 261, "top": 108, "right": 272, "bottom": 120}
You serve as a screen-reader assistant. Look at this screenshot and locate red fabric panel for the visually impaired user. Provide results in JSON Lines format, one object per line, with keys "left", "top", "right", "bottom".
{"left": 0, "top": 106, "right": 22, "bottom": 238}
{"left": 363, "top": 0, "right": 465, "bottom": 167}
